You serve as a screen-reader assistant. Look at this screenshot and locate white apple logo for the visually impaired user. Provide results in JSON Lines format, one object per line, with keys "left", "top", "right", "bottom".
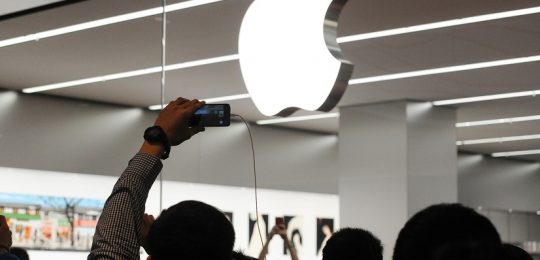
{"left": 239, "top": 0, "right": 353, "bottom": 117}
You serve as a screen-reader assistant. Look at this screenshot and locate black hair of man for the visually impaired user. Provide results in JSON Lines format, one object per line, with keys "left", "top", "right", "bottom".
{"left": 393, "top": 203, "right": 502, "bottom": 260}
{"left": 232, "top": 251, "right": 257, "bottom": 260}
{"left": 501, "top": 244, "right": 534, "bottom": 260}
{"left": 147, "top": 200, "right": 235, "bottom": 260}
{"left": 9, "top": 247, "right": 29, "bottom": 260}
{"left": 322, "top": 227, "right": 383, "bottom": 260}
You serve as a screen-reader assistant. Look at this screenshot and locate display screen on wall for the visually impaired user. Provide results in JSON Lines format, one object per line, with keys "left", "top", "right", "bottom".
{"left": 284, "top": 215, "right": 304, "bottom": 255}
{"left": 0, "top": 192, "right": 104, "bottom": 251}
{"left": 224, "top": 211, "right": 233, "bottom": 223}
{"left": 316, "top": 218, "right": 334, "bottom": 256}
{"left": 247, "top": 213, "right": 269, "bottom": 255}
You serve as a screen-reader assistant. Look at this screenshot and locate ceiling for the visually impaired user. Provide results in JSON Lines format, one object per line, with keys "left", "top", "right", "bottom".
{"left": 0, "top": 0, "right": 539, "bottom": 161}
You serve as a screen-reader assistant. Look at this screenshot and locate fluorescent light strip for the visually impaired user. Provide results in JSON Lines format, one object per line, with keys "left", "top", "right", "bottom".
{"left": 457, "top": 115, "right": 540, "bottom": 127}
{"left": 203, "top": 93, "right": 250, "bottom": 103}
{"left": 492, "top": 149, "right": 540, "bottom": 157}
{"left": 349, "top": 55, "right": 540, "bottom": 85}
{"left": 0, "top": 0, "right": 221, "bottom": 48}
{"left": 256, "top": 113, "right": 339, "bottom": 125}
{"left": 337, "top": 6, "right": 540, "bottom": 43}
{"left": 22, "top": 54, "right": 239, "bottom": 93}
{"left": 10, "top": 5, "right": 540, "bottom": 93}
{"left": 148, "top": 93, "right": 250, "bottom": 110}
{"left": 456, "top": 134, "right": 540, "bottom": 146}
{"left": 433, "top": 89, "right": 540, "bottom": 106}
{"left": 1, "top": 4, "right": 538, "bottom": 49}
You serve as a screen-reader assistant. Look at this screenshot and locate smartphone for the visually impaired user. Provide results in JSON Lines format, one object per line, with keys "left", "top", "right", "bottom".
{"left": 275, "top": 217, "right": 284, "bottom": 225}
{"left": 189, "top": 104, "right": 230, "bottom": 127}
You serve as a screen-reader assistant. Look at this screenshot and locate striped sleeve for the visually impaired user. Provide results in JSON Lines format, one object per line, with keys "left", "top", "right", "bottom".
{"left": 88, "top": 153, "right": 162, "bottom": 260}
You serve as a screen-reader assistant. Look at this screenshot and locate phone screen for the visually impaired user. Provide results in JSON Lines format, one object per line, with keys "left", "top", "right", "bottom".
{"left": 189, "top": 104, "right": 230, "bottom": 127}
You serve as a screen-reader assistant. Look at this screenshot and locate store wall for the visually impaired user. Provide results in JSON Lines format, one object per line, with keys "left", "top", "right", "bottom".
{"left": 0, "top": 90, "right": 338, "bottom": 194}
{"left": 458, "top": 153, "right": 540, "bottom": 212}
{"left": 2, "top": 90, "right": 539, "bottom": 211}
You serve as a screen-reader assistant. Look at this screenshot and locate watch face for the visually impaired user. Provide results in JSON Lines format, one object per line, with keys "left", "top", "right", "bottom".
{"left": 144, "top": 126, "right": 167, "bottom": 143}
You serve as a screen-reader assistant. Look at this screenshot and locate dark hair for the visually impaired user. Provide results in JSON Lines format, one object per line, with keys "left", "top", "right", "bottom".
{"left": 232, "top": 251, "right": 257, "bottom": 260}
{"left": 501, "top": 244, "right": 533, "bottom": 260}
{"left": 9, "top": 247, "right": 29, "bottom": 260}
{"left": 323, "top": 227, "right": 383, "bottom": 260}
{"left": 393, "top": 203, "right": 502, "bottom": 260}
{"left": 147, "top": 200, "right": 235, "bottom": 260}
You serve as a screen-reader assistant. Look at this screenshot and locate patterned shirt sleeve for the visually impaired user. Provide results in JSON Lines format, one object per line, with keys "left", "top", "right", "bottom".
{"left": 88, "top": 153, "right": 162, "bottom": 260}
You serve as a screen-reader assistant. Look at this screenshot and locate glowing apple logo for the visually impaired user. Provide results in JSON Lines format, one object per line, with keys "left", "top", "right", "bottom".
{"left": 239, "top": 0, "right": 353, "bottom": 117}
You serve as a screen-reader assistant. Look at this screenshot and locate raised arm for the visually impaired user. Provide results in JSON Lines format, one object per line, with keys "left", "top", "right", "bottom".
{"left": 277, "top": 225, "right": 299, "bottom": 260}
{"left": 258, "top": 225, "right": 278, "bottom": 260}
{"left": 88, "top": 98, "right": 204, "bottom": 260}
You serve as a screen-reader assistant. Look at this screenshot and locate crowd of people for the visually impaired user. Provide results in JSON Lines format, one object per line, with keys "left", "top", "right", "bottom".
{"left": 0, "top": 97, "right": 535, "bottom": 260}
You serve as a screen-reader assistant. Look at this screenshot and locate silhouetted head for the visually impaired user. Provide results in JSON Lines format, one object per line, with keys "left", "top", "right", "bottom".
{"left": 9, "top": 247, "right": 29, "bottom": 260}
{"left": 393, "top": 203, "right": 502, "bottom": 260}
{"left": 501, "top": 244, "right": 533, "bottom": 260}
{"left": 9, "top": 247, "right": 30, "bottom": 260}
{"left": 147, "top": 200, "right": 235, "bottom": 260}
{"left": 232, "top": 251, "right": 257, "bottom": 260}
{"left": 323, "top": 227, "right": 383, "bottom": 260}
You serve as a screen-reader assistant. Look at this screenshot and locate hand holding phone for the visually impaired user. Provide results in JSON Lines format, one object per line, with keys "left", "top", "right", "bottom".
{"left": 189, "top": 104, "right": 231, "bottom": 127}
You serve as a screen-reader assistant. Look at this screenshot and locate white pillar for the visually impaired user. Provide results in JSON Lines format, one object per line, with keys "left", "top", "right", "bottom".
{"left": 338, "top": 101, "right": 458, "bottom": 260}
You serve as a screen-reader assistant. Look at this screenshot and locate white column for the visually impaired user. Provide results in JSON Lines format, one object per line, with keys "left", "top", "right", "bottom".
{"left": 338, "top": 101, "right": 457, "bottom": 260}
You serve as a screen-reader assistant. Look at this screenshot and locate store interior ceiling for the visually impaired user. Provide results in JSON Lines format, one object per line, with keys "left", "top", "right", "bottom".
{"left": 0, "top": 0, "right": 539, "bottom": 161}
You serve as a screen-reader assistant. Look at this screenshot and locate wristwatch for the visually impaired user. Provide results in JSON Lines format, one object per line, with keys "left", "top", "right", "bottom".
{"left": 143, "top": 126, "right": 171, "bottom": 160}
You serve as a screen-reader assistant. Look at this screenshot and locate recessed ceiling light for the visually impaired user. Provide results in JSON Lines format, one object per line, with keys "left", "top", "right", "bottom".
{"left": 256, "top": 113, "right": 339, "bottom": 125}
{"left": 0, "top": 0, "right": 222, "bottom": 48}
{"left": 433, "top": 89, "right": 540, "bottom": 106}
{"left": 337, "top": 6, "right": 540, "bottom": 43}
{"left": 349, "top": 55, "right": 540, "bottom": 85}
{"left": 456, "top": 134, "right": 540, "bottom": 146}
{"left": 148, "top": 93, "right": 250, "bottom": 110}
{"left": 22, "top": 54, "right": 239, "bottom": 93}
{"left": 492, "top": 149, "right": 540, "bottom": 157}
{"left": 456, "top": 115, "right": 540, "bottom": 127}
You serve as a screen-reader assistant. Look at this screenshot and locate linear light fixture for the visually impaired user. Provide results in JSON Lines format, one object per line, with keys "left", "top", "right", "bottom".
{"left": 457, "top": 115, "right": 540, "bottom": 127}
{"left": 349, "top": 55, "right": 540, "bottom": 85}
{"left": 256, "top": 113, "right": 339, "bottom": 125}
{"left": 433, "top": 89, "right": 540, "bottom": 106}
{"left": 0, "top": 0, "right": 222, "bottom": 48}
{"left": 10, "top": 5, "right": 540, "bottom": 93}
{"left": 337, "top": 6, "right": 540, "bottom": 43}
{"left": 492, "top": 149, "right": 540, "bottom": 157}
{"left": 258, "top": 113, "right": 540, "bottom": 126}
{"left": 456, "top": 134, "right": 540, "bottom": 146}
{"left": 2, "top": 4, "right": 538, "bottom": 49}
{"left": 148, "top": 93, "right": 250, "bottom": 110}
{"left": 22, "top": 54, "right": 239, "bottom": 93}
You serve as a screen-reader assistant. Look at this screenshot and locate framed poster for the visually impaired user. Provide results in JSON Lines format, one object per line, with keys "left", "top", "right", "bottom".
{"left": 316, "top": 218, "right": 334, "bottom": 256}
{"left": 284, "top": 215, "right": 304, "bottom": 255}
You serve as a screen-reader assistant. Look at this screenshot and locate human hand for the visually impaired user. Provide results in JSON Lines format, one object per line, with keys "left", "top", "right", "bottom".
{"left": 0, "top": 215, "right": 13, "bottom": 251}
{"left": 142, "top": 213, "right": 155, "bottom": 253}
{"left": 154, "top": 98, "right": 205, "bottom": 146}
{"left": 274, "top": 224, "right": 287, "bottom": 239}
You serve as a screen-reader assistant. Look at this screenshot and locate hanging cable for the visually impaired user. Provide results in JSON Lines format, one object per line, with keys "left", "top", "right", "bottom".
{"left": 159, "top": 0, "right": 167, "bottom": 212}
{"left": 232, "top": 114, "right": 266, "bottom": 258}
